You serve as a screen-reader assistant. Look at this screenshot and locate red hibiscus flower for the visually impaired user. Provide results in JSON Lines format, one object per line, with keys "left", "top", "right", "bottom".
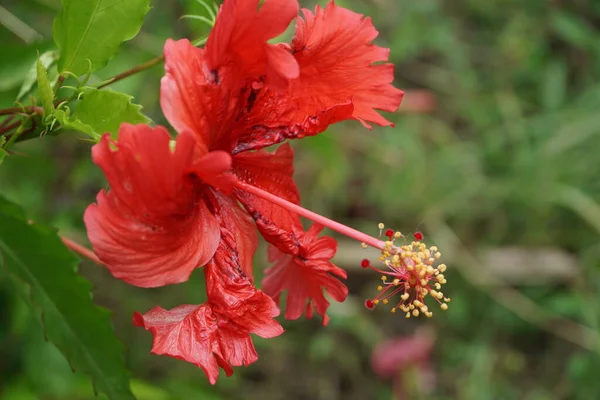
{"left": 371, "top": 329, "right": 437, "bottom": 397}
{"left": 84, "top": 0, "right": 403, "bottom": 383}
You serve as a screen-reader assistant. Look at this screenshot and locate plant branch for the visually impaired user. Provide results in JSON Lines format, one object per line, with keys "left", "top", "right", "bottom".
{"left": 97, "top": 55, "right": 164, "bottom": 89}
{"left": 0, "top": 114, "right": 16, "bottom": 128}
{"left": 0, "top": 54, "right": 165, "bottom": 141}
{"left": 0, "top": 120, "right": 22, "bottom": 136}
{"left": 0, "top": 106, "right": 43, "bottom": 116}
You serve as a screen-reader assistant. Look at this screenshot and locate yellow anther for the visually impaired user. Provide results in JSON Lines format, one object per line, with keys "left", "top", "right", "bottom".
{"left": 444, "top": 297, "right": 451, "bottom": 302}
{"left": 370, "top": 235, "right": 449, "bottom": 318}
{"left": 378, "top": 222, "right": 385, "bottom": 229}
{"left": 405, "top": 312, "right": 411, "bottom": 319}
{"left": 361, "top": 242, "right": 368, "bottom": 249}
{"left": 440, "top": 303, "right": 448, "bottom": 310}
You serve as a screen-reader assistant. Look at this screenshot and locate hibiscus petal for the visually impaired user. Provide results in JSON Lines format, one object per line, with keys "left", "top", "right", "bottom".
{"left": 233, "top": 1, "right": 404, "bottom": 151}
{"left": 161, "top": 39, "right": 241, "bottom": 153}
{"left": 232, "top": 144, "right": 303, "bottom": 253}
{"left": 134, "top": 244, "right": 284, "bottom": 384}
{"left": 262, "top": 225, "right": 348, "bottom": 325}
{"left": 202, "top": 215, "right": 283, "bottom": 338}
{"left": 206, "top": 192, "right": 258, "bottom": 279}
{"left": 264, "top": 44, "right": 300, "bottom": 90}
{"left": 188, "top": 150, "right": 235, "bottom": 194}
{"left": 291, "top": 2, "right": 404, "bottom": 127}
{"left": 84, "top": 124, "right": 220, "bottom": 288}
{"left": 206, "top": 0, "right": 299, "bottom": 88}
{"left": 133, "top": 304, "right": 257, "bottom": 385}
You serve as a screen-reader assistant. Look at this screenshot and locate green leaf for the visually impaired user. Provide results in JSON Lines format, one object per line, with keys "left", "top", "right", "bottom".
{"left": 53, "top": 0, "right": 151, "bottom": 76}
{"left": 36, "top": 56, "right": 55, "bottom": 119}
{"left": 53, "top": 108, "right": 99, "bottom": 141}
{"left": 0, "top": 196, "right": 135, "bottom": 400}
{"left": 74, "top": 89, "right": 150, "bottom": 137}
{"left": 18, "top": 51, "right": 59, "bottom": 101}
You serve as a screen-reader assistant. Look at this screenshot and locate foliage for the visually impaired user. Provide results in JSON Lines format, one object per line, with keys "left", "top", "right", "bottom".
{"left": 0, "top": 196, "right": 134, "bottom": 399}
{"left": 53, "top": 0, "right": 151, "bottom": 76}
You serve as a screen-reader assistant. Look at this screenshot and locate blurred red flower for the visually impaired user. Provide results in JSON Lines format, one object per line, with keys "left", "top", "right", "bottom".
{"left": 371, "top": 329, "right": 436, "bottom": 397}
{"left": 84, "top": 0, "right": 402, "bottom": 383}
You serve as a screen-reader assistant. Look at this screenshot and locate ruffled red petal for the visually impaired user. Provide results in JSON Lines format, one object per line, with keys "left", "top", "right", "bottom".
{"left": 262, "top": 224, "right": 347, "bottom": 325}
{"left": 134, "top": 213, "right": 283, "bottom": 384}
{"left": 133, "top": 303, "right": 260, "bottom": 385}
{"left": 205, "top": 258, "right": 283, "bottom": 338}
{"left": 84, "top": 124, "right": 220, "bottom": 288}
{"left": 207, "top": 192, "right": 258, "bottom": 279}
{"left": 188, "top": 150, "right": 235, "bottom": 194}
{"left": 161, "top": 39, "right": 243, "bottom": 153}
{"left": 206, "top": 0, "right": 299, "bottom": 89}
{"left": 233, "top": 1, "right": 404, "bottom": 152}
{"left": 232, "top": 144, "right": 303, "bottom": 253}
{"left": 292, "top": 2, "right": 404, "bottom": 128}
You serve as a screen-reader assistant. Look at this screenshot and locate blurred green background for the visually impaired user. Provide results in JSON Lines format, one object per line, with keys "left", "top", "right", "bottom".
{"left": 2, "top": 0, "right": 600, "bottom": 399}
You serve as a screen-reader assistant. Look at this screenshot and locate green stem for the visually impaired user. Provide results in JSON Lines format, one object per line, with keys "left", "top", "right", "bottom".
{"left": 96, "top": 55, "right": 164, "bottom": 89}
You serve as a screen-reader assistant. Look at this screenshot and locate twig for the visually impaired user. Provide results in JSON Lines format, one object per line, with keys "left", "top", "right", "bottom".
{"left": 0, "top": 120, "right": 22, "bottom": 136}
{"left": 97, "top": 55, "right": 164, "bottom": 89}
{"left": 0, "top": 114, "right": 16, "bottom": 128}
{"left": 0, "top": 106, "right": 43, "bottom": 116}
